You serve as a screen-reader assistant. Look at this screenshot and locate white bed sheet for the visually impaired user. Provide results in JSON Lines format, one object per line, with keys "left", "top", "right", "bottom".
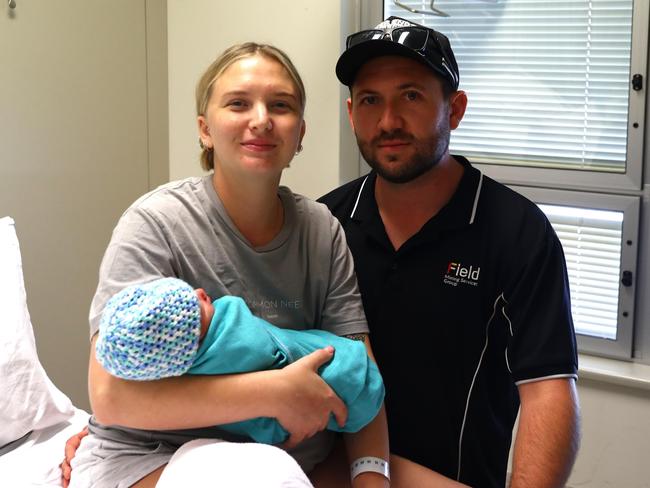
{"left": 1, "top": 408, "right": 90, "bottom": 487}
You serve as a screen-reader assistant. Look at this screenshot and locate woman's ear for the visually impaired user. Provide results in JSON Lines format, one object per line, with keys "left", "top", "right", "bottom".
{"left": 299, "top": 119, "right": 306, "bottom": 147}
{"left": 448, "top": 90, "right": 468, "bottom": 130}
{"left": 197, "top": 116, "right": 212, "bottom": 149}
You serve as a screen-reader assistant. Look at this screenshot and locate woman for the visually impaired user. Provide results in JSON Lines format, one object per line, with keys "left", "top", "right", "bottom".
{"left": 68, "top": 43, "right": 389, "bottom": 488}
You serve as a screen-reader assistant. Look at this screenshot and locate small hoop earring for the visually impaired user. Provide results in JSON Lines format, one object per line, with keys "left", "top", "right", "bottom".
{"left": 296, "top": 144, "right": 303, "bottom": 154}
{"left": 199, "top": 139, "right": 212, "bottom": 151}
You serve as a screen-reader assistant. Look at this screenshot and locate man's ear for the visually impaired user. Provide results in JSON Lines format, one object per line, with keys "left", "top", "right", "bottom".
{"left": 449, "top": 90, "right": 468, "bottom": 130}
{"left": 346, "top": 97, "right": 355, "bottom": 131}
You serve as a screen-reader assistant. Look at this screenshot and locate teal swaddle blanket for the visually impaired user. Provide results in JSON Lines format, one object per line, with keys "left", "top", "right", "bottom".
{"left": 190, "top": 296, "right": 384, "bottom": 444}
{"left": 96, "top": 279, "right": 384, "bottom": 445}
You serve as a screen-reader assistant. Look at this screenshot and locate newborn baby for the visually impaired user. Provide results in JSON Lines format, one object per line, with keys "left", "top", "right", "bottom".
{"left": 95, "top": 277, "right": 384, "bottom": 444}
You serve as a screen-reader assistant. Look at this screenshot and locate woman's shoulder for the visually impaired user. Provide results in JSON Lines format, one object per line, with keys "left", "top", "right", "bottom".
{"left": 111, "top": 176, "right": 213, "bottom": 235}
{"left": 122, "top": 176, "right": 209, "bottom": 217}
{"left": 278, "top": 187, "right": 348, "bottom": 259}
{"left": 279, "top": 186, "right": 335, "bottom": 224}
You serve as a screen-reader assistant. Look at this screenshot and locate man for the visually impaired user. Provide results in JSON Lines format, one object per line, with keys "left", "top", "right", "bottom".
{"left": 318, "top": 16, "right": 580, "bottom": 488}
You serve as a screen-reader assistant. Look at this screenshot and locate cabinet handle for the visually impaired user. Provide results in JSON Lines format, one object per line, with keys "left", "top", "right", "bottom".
{"left": 8, "top": 0, "right": 16, "bottom": 9}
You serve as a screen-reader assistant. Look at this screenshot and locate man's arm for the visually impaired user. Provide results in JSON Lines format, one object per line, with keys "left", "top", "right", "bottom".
{"left": 389, "top": 455, "right": 470, "bottom": 488}
{"left": 510, "top": 378, "right": 580, "bottom": 488}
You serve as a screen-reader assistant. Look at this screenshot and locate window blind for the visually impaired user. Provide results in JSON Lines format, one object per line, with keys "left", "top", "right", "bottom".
{"left": 384, "top": 0, "right": 634, "bottom": 172}
{"left": 539, "top": 204, "right": 623, "bottom": 340}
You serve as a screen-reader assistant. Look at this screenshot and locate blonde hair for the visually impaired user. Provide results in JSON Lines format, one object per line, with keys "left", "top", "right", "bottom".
{"left": 196, "top": 42, "right": 306, "bottom": 171}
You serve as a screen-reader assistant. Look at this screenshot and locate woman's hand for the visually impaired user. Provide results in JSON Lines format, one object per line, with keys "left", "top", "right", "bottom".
{"left": 274, "top": 346, "right": 348, "bottom": 449}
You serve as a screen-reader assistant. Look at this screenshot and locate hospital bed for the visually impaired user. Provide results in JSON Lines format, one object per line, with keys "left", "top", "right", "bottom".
{"left": 0, "top": 216, "right": 90, "bottom": 486}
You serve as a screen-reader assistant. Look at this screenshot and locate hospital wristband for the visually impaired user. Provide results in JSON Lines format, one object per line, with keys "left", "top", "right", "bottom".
{"left": 350, "top": 456, "right": 390, "bottom": 481}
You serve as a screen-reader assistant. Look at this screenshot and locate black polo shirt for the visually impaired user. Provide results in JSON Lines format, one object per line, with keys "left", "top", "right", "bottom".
{"left": 319, "top": 156, "right": 577, "bottom": 488}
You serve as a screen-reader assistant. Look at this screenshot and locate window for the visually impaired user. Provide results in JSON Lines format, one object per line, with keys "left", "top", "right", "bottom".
{"left": 511, "top": 186, "right": 639, "bottom": 358}
{"left": 350, "top": 0, "right": 649, "bottom": 359}
{"left": 542, "top": 206, "right": 623, "bottom": 340}
{"left": 400, "top": 1, "right": 636, "bottom": 175}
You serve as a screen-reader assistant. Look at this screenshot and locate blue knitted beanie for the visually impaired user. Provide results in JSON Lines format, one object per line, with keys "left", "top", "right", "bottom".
{"left": 96, "top": 277, "right": 201, "bottom": 380}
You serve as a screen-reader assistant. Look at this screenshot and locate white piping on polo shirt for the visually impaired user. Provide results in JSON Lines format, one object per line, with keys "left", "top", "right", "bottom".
{"left": 351, "top": 167, "right": 483, "bottom": 223}
{"left": 457, "top": 292, "right": 504, "bottom": 480}
{"left": 502, "top": 294, "right": 514, "bottom": 374}
{"left": 459, "top": 293, "right": 577, "bottom": 480}
{"left": 469, "top": 172, "right": 483, "bottom": 225}
{"left": 352, "top": 165, "right": 487, "bottom": 480}
{"left": 350, "top": 175, "right": 370, "bottom": 219}
{"left": 505, "top": 348, "right": 512, "bottom": 375}
{"left": 501, "top": 294, "right": 578, "bottom": 385}
{"left": 515, "top": 373, "right": 578, "bottom": 386}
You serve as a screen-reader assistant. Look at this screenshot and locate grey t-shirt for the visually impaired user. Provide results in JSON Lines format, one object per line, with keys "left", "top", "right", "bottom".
{"left": 88, "top": 175, "right": 369, "bottom": 471}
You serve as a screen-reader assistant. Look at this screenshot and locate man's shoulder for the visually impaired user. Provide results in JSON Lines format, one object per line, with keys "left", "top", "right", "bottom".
{"left": 480, "top": 174, "right": 548, "bottom": 224}
{"left": 318, "top": 174, "right": 371, "bottom": 221}
{"left": 477, "top": 175, "right": 558, "bottom": 254}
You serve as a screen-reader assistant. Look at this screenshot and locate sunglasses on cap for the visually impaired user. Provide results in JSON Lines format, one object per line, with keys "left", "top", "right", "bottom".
{"left": 346, "top": 26, "right": 432, "bottom": 53}
{"left": 336, "top": 18, "right": 459, "bottom": 89}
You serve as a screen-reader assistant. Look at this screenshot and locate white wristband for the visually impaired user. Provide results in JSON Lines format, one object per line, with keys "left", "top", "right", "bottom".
{"left": 350, "top": 456, "right": 390, "bottom": 481}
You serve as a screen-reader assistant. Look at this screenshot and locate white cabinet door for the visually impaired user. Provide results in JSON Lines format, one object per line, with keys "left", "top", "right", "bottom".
{"left": 0, "top": 0, "right": 156, "bottom": 409}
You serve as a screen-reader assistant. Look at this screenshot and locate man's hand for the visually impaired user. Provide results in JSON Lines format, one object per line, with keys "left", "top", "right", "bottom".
{"left": 275, "top": 346, "right": 348, "bottom": 449}
{"left": 60, "top": 426, "right": 88, "bottom": 487}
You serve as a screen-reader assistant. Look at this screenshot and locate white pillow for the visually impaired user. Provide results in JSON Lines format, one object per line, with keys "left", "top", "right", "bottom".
{"left": 0, "top": 216, "right": 75, "bottom": 447}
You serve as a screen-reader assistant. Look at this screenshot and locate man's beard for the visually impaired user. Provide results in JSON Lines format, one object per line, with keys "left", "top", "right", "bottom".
{"left": 356, "top": 119, "right": 451, "bottom": 184}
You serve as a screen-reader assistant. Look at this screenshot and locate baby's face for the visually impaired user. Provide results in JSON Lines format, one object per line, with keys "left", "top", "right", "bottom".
{"left": 195, "top": 288, "right": 214, "bottom": 338}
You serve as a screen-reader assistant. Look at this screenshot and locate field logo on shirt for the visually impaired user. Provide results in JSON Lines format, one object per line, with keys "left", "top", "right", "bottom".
{"left": 444, "top": 261, "right": 481, "bottom": 287}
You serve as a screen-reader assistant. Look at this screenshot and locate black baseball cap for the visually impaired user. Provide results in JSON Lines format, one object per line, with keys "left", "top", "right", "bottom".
{"left": 336, "top": 16, "right": 460, "bottom": 91}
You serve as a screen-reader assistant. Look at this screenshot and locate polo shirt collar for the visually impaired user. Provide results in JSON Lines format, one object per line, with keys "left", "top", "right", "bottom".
{"left": 349, "top": 156, "right": 484, "bottom": 242}
{"left": 349, "top": 171, "right": 388, "bottom": 247}
{"left": 425, "top": 155, "right": 484, "bottom": 231}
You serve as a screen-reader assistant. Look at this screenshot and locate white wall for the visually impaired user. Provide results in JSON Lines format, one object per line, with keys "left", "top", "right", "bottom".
{"left": 167, "top": 0, "right": 353, "bottom": 199}
{"left": 508, "top": 378, "right": 650, "bottom": 487}
{"left": 568, "top": 379, "right": 650, "bottom": 488}
{"left": 0, "top": 0, "right": 167, "bottom": 411}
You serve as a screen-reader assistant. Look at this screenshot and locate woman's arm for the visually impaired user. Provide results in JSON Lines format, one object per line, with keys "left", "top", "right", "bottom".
{"left": 342, "top": 336, "right": 390, "bottom": 488}
{"left": 89, "top": 334, "right": 347, "bottom": 436}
